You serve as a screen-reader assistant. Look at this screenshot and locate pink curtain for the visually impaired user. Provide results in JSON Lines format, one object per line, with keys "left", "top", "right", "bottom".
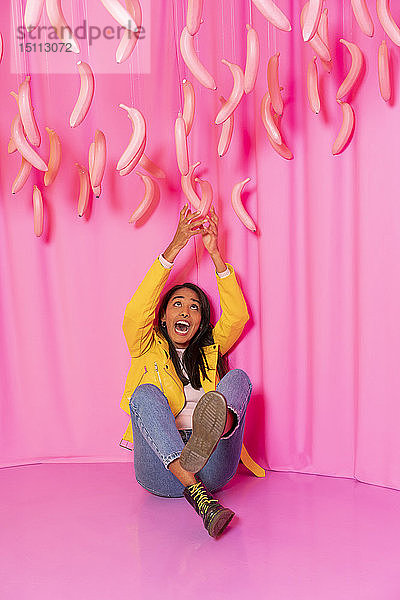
{"left": 1, "top": 1, "right": 400, "bottom": 491}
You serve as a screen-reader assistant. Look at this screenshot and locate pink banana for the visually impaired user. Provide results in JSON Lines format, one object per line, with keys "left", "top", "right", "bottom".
{"left": 33, "top": 186, "right": 44, "bottom": 236}
{"left": 182, "top": 79, "right": 195, "bottom": 135}
{"left": 302, "top": 0, "right": 323, "bottom": 41}
{"left": 45, "top": 0, "right": 80, "bottom": 53}
{"left": 215, "top": 59, "right": 244, "bottom": 125}
{"left": 261, "top": 95, "right": 293, "bottom": 159}
{"left": 24, "top": 0, "right": 45, "bottom": 32}
{"left": 231, "top": 178, "right": 256, "bottom": 232}
{"left": 12, "top": 157, "right": 32, "bottom": 194}
{"left": 175, "top": 113, "right": 189, "bottom": 176}
{"left": 70, "top": 61, "right": 95, "bottom": 128}
{"left": 307, "top": 57, "right": 320, "bottom": 113}
{"left": 186, "top": 0, "right": 204, "bottom": 36}
{"left": 11, "top": 114, "right": 47, "bottom": 171}
{"left": 244, "top": 25, "right": 260, "bottom": 94}
{"left": 378, "top": 40, "right": 391, "bottom": 102}
{"left": 251, "top": 0, "right": 291, "bottom": 31}
{"left": 180, "top": 26, "right": 217, "bottom": 90}
{"left": 332, "top": 101, "right": 355, "bottom": 155}
{"left": 88, "top": 142, "right": 101, "bottom": 196}
{"left": 317, "top": 8, "right": 332, "bottom": 72}
{"left": 116, "top": 0, "right": 142, "bottom": 64}
{"left": 128, "top": 173, "right": 156, "bottom": 223}
{"left": 138, "top": 154, "right": 166, "bottom": 179}
{"left": 376, "top": 0, "right": 400, "bottom": 46}
{"left": 76, "top": 163, "right": 90, "bottom": 217}
{"left": 44, "top": 127, "right": 61, "bottom": 186}
{"left": 181, "top": 161, "right": 201, "bottom": 210}
{"left": 337, "top": 39, "right": 364, "bottom": 100}
{"left": 195, "top": 177, "right": 213, "bottom": 218}
{"left": 350, "top": 0, "right": 374, "bottom": 37}
{"left": 217, "top": 96, "right": 234, "bottom": 157}
{"left": 90, "top": 130, "right": 106, "bottom": 188}
{"left": 118, "top": 137, "right": 146, "bottom": 176}
{"left": 18, "top": 76, "right": 41, "bottom": 147}
{"left": 100, "top": 0, "right": 139, "bottom": 31}
{"left": 301, "top": 3, "right": 331, "bottom": 63}
{"left": 260, "top": 91, "right": 281, "bottom": 144}
{"left": 267, "top": 53, "right": 283, "bottom": 116}
{"left": 117, "top": 104, "right": 146, "bottom": 171}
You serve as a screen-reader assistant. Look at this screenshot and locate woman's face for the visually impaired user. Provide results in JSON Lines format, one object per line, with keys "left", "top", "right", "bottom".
{"left": 161, "top": 287, "right": 202, "bottom": 348}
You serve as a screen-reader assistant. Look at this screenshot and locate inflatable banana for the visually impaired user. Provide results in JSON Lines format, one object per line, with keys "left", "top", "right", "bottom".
{"left": 70, "top": 61, "right": 95, "bottom": 127}
{"left": 25, "top": 0, "right": 45, "bottom": 32}
{"left": 378, "top": 40, "right": 391, "bottom": 101}
{"left": 267, "top": 53, "right": 283, "bottom": 115}
{"left": 350, "top": 0, "right": 374, "bottom": 37}
{"left": 186, "top": 0, "right": 203, "bottom": 36}
{"left": 180, "top": 26, "right": 217, "bottom": 90}
{"left": 33, "top": 185, "right": 44, "bottom": 236}
{"left": 128, "top": 173, "right": 156, "bottom": 223}
{"left": 376, "top": 0, "right": 400, "bottom": 46}
{"left": 116, "top": 0, "right": 142, "bottom": 63}
{"left": 244, "top": 25, "right": 260, "bottom": 94}
{"left": 12, "top": 157, "right": 32, "bottom": 194}
{"left": 307, "top": 57, "right": 320, "bottom": 113}
{"left": 100, "top": 0, "right": 139, "bottom": 31}
{"left": 76, "top": 163, "right": 90, "bottom": 216}
{"left": 332, "top": 101, "right": 355, "bottom": 155}
{"left": 231, "top": 178, "right": 256, "bottom": 232}
{"left": 45, "top": 0, "right": 80, "bottom": 53}
{"left": 182, "top": 79, "right": 195, "bottom": 135}
{"left": 175, "top": 113, "right": 189, "bottom": 175}
{"left": 117, "top": 104, "right": 146, "bottom": 171}
{"left": 215, "top": 59, "right": 244, "bottom": 124}
{"left": 251, "top": 0, "right": 291, "bottom": 31}
{"left": 217, "top": 96, "right": 234, "bottom": 157}
{"left": 336, "top": 39, "right": 363, "bottom": 100}
{"left": 44, "top": 127, "right": 61, "bottom": 186}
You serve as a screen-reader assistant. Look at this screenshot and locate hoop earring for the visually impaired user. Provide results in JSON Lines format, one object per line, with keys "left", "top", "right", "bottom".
{"left": 161, "top": 321, "right": 166, "bottom": 328}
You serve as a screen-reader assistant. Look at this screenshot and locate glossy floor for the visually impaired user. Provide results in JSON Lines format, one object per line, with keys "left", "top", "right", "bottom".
{"left": 1, "top": 462, "right": 400, "bottom": 600}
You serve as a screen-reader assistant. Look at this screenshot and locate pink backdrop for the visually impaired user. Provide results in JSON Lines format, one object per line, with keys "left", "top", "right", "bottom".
{"left": 1, "top": 1, "right": 400, "bottom": 491}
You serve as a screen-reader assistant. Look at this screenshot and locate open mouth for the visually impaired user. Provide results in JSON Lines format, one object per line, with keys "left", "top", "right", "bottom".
{"left": 174, "top": 320, "right": 190, "bottom": 335}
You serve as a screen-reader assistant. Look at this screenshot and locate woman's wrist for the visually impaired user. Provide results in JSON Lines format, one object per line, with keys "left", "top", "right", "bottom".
{"left": 163, "top": 241, "right": 183, "bottom": 263}
{"left": 210, "top": 249, "right": 226, "bottom": 273}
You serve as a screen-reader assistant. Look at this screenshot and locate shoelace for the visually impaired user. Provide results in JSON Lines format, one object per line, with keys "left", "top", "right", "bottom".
{"left": 189, "top": 482, "right": 218, "bottom": 515}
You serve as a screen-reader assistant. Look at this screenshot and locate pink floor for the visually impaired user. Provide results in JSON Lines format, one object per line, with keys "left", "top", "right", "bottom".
{"left": 1, "top": 463, "right": 400, "bottom": 599}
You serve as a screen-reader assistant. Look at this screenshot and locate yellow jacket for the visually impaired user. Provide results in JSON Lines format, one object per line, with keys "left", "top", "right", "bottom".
{"left": 120, "top": 257, "right": 265, "bottom": 478}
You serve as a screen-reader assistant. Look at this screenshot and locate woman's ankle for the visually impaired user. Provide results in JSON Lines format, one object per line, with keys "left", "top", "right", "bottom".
{"left": 168, "top": 457, "right": 197, "bottom": 487}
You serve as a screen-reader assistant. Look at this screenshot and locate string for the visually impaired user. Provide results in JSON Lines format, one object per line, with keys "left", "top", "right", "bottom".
{"left": 172, "top": 0, "right": 183, "bottom": 112}
{"left": 231, "top": 0, "right": 235, "bottom": 60}
{"left": 249, "top": 0, "right": 253, "bottom": 27}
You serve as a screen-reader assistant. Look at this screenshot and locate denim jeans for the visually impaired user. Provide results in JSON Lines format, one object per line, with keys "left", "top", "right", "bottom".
{"left": 129, "top": 369, "right": 252, "bottom": 498}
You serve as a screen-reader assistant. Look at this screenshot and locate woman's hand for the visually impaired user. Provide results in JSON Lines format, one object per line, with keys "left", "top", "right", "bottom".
{"left": 163, "top": 204, "right": 205, "bottom": 262}
{"left": 201, "top": 206, "right": 219, "bottom": 255}
{"left": 201, "top": 207, "right": 227, "bottom": 272}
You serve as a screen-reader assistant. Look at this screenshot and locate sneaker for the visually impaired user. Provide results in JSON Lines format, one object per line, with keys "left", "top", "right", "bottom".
{"left": 179, "top": 391, "right": 227, "bottom": 473}
{"left": 183, "top": 476, "right": 235, "bottom": 538}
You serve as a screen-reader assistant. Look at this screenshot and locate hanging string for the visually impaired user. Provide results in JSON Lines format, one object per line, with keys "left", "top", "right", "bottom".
{"left": 249, "top": 0, "right": 253, "bottom": 27}
{"left": 221, "top": 0, "right": 225, "bottom": 58}
{"left": 12, "top": 0, "right": 28, "bottom": 81}
{"left": 172, "top": 0, "right": 184, "bottom": 113}
{"left": 230, "top": 0, "right": 235, "bottom": 60}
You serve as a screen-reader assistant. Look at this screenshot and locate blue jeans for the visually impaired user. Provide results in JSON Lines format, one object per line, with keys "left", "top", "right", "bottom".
{"left": 129, "top": 369, "right": 252, "bottom": 497}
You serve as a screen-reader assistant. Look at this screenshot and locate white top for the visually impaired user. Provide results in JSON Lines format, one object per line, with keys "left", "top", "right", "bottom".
{"left": 174, "top": 349, "right": 205, "bottom": 430}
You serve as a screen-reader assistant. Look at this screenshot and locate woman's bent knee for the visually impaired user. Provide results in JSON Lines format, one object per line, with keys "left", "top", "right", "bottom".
{"left": 129, "top": 383, "right": 165, "bottom": 413}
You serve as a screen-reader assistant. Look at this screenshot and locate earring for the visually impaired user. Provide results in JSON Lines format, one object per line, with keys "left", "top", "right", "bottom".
{"left": 161, "top": 321, "right": 166, "bottom": 328}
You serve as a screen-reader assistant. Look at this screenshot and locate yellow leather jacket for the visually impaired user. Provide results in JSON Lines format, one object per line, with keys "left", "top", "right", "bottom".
{"left": 120, "top": 257, "right": 265, "bottom": 477}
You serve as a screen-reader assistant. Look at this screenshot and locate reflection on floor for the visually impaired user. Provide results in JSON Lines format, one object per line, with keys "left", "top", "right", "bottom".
{"left": 1, "top": 462, "right": 400, "bottom": 600}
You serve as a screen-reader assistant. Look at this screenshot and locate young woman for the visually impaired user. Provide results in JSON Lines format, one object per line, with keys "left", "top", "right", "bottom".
{"left": 120, "top": 205, "right": 256, "bottom": 538}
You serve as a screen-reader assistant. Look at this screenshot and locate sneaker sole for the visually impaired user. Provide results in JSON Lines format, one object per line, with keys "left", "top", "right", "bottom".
{"left": 208, "top": 508, "right": 235, "bottom": 538}
{"left": 179, "top": 391, "right": 227, "bottom": 473}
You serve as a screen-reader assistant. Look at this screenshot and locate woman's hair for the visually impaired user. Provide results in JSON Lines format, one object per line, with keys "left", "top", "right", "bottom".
{"left": 157, "top": 283, "right": 228, "bottom": 389}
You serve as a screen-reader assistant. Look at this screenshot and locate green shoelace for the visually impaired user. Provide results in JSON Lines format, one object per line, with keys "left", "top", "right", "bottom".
{"left": 188, "top": 482, "right": 218, "bottom": 515}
